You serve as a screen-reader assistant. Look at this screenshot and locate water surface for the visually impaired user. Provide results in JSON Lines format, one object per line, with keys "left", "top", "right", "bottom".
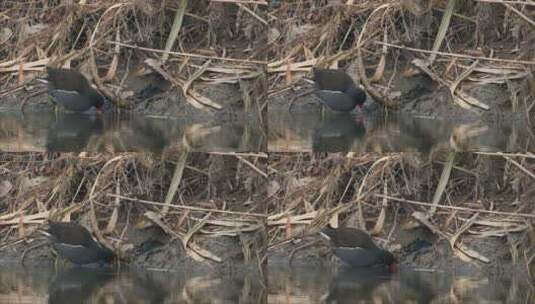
{"left": 0, "top": 265, "right": 265, "bottom": 303}
{"left": 0, "top": 111, "right": 265, "bottom": 152}
{"left": 269, "top": 110, "right": 534, "bottom": 152}
{"left": 268, "top": 265, "right": 533, "bottom": 303}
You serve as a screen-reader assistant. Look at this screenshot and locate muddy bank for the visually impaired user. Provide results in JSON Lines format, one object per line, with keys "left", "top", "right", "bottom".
{"left": 2, "top": 79, "right": 264, "bottom": 125}
{"left": 267, "top": 222, "right": 519, "bottom": 278}
{"left": 0, "top": 1, "right": 267, "bottom": 123}
{"left": 268, "top": 70, "right": 532, "bottom": 125}
{"left": 266, "top": 1, "right": 535, "bottom": 127}
{"left": 0, "top": 153, "right": 267, "bottom": 273}
{"left": 2, "top": 232, "right": 264, "bottom": 277}
{"left": 266, "top": 153, "right": 535, "bottom": 278}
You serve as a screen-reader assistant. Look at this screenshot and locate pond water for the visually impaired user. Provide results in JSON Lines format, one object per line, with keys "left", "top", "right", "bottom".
{"left": 0, "top": 265, "right": 265, "bottom": 304}
{"left": 0, "top": 111, "right": 265, "bottom": 152}
{"left": 268, "top": 265, "right": 534, "bottom": 304}
{"left": 269, "top": 110, "right": 534, "bottom": 152}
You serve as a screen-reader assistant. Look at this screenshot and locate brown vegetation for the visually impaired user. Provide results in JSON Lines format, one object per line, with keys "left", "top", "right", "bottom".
{"left": 0, "top": 0, "right": 267, "bottom": 114}
{"left": 267, "top": 152, "right": 535, "bottom": 276}
{"left": 267, "top": 0, "right": 535, "bottom": 122}
{"left": 0, "top": 152, "right": 267, "bottom": 268}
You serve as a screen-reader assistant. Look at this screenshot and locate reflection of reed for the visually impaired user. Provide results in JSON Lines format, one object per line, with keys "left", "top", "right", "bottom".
{"left": 181, "top": 124, "right": 222, "bottom": 151}
{"left": 268, "top": 111, "right": 318, "bottom": 152}
{"left": 268, "top": 129, "right": 312, "bottom": 152}
{"left": 181, "top": 275, "right": 264, "bottom": 304}
{"left": 268, "top": 267, "right": 333, "bottom": 304}
{"left": 268, "top": 267, "right": 535, "bottom": 304}
{"left": 322, "top": 268, "right": 393, "bottom": 304}
{"left": 0, "top": 112, "right": 264, "bottom": 152}
{"left": 449, "top": 123, "right": 491, "bottom": 151}
{"left": 84, "top": 115, "right": 168, "bottom": 152}
{"left": 180, "top": 122, "right": 261, "bottom": 152}
{"left": 0, "top": 268, "right": 53, "bottom": 304}
{"left": 269, "top": 111, "right": 534, "bottom": 153}
{"left": 0, "top": 115, "right": 47, "bottom": 151}
{"left": 48, "top": 268, "right": 114, "bottom": 303}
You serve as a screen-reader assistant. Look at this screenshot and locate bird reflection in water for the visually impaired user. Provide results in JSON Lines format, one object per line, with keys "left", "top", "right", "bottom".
{"left": 48, "top": 268, "right": 114, "bottom": 304}
{"left": 312, "top": 113, "right": 366, "bottom": 152}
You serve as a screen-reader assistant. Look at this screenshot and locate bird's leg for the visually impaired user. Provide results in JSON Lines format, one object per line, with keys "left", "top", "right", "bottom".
{"left": 354, "top": 105, "right": 365, "bottom": 124}
{"left": 357, "top": 104, "right": 364, "bottom": 116}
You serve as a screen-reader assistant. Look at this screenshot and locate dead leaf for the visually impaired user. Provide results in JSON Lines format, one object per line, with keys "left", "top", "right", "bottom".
{"left": 0, "top": 180, "right": 12, "bottom": 197}
{"left": 267, "top": 180, "right": 280, "bottom": 198}
{"left": 267, "top": 28, "right": 280, "bottom": 44}
{"left": 0, "top": 27, "right": 12, "bottom": 44}
{"left": 20, "top": 176, "right": 48, "bottom": 190}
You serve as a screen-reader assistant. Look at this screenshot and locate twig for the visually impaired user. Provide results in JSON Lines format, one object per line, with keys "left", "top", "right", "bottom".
{"left": 107, "top": 194, "right": 266, "bottom": 217}
{"left": 288, "top": 88, "right": 314, "bottom": 113}
{"left": 475, "top": 152, "right": 535, "bottom": 158}
{"left": 210, "top": 0, "right": 268, "bottom": 4}
{"left": 503, "top": 156, "right": 535, "bottom": 180}
{"left": 235, "top": 155, "right": 268, "bottom": 178}
{"left": 375, "top": 194, "right": 535, "bottom": 218}
{"left": 88, "top": 155, "right": 126, "bottom": 248}
{"left": 20, "top": 88, "right": 47, "bottom": 113}
{"left": 144, "top": 58, "right": 221, "bottom": 110}
{"left": 289, "top": 239, "right": 323, "bottom": 265}
{"left": 21, "top": 240, "right": 48, "bottom": 266}
{"left": 357, "top": 3, "right": 399, "bottom": 109}
{"left": 237, "top": 3, "right": 268, "bottom": 25}
{"left": 474, "top": 0, "right": 535, "bottom": 6}
{"left": 107, "top": 41, "right": 266, "bottom": 65}
{"left": 208, "top": 152, "right": 268, "bottom": 158}
{"left": 502, "top": 2, "right": 535, "bottom": 27}
{"left": 376, "top": 41, "right": 535, "bottom": 65}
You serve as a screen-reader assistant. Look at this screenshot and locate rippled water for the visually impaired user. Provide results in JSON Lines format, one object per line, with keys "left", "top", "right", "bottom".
{"left": 0, "top": 265, "right": 265, "bottom": 304}
{"left": 268, "top": 265, "right": 534, "bottom": 304}
{"left": 269, "top": 110, "right": 534, "bottom": 152}
{"left": 0, "top": 111, "right": 265, "bottom": 152}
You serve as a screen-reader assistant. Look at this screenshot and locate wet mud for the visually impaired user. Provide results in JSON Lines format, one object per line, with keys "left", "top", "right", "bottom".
{"left": 269, "top": 69, "right": 533, "bottom": 126}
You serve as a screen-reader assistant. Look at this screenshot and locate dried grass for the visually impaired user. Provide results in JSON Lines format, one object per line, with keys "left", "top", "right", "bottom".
{"left": 267, "top": 152, "right": 535, "bottom": 271}
{"left": 0, "top": 0, "right": 267, "bottom": 112}
{"left": 267, "top": 0, "right": 535, "bottom": 117}
{"left": 0, "top": 152, "right": 267, "bottom": 264}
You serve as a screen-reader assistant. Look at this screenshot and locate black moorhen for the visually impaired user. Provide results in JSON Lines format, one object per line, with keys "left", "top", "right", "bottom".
{"left": 320, "top": 226, "right": 396, "bottom": 272}
{"left": 42, "top": 221, "right": 115, "bottom": 265}
{"left": 312, "top": 68, "right": 367, "bottom": 113}
{"left": 37, "top": 67, "right": 105, "bottom": 113}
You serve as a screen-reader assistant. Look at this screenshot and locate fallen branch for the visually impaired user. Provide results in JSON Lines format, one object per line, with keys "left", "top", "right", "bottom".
{"left": 376, "top": 41, "right": 535, "bottom": 65}
{"left": 107, "top": 194, "right": 266, "bottom": 218}
{"left": 375, "top": 194, "right": 535, "bottom": 218}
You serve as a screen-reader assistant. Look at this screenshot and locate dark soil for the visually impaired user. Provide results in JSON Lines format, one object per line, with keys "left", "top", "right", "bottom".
{"left": 265, "top": 153, "right": 534, "bottom": 278}
{"left": 2, "top": 233, "right": 262, "bottom": 277}
{"left": 268, "top": 67, "right": 533, "bottom": 126}
{"left": 0, "top": 153, "right": 267, "bottom": 274}
{"left": 2, "top": 76, "right": 262, "bottom": 125}
{"left": 267, "top": 223, "right": 521, "bottom": 278}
